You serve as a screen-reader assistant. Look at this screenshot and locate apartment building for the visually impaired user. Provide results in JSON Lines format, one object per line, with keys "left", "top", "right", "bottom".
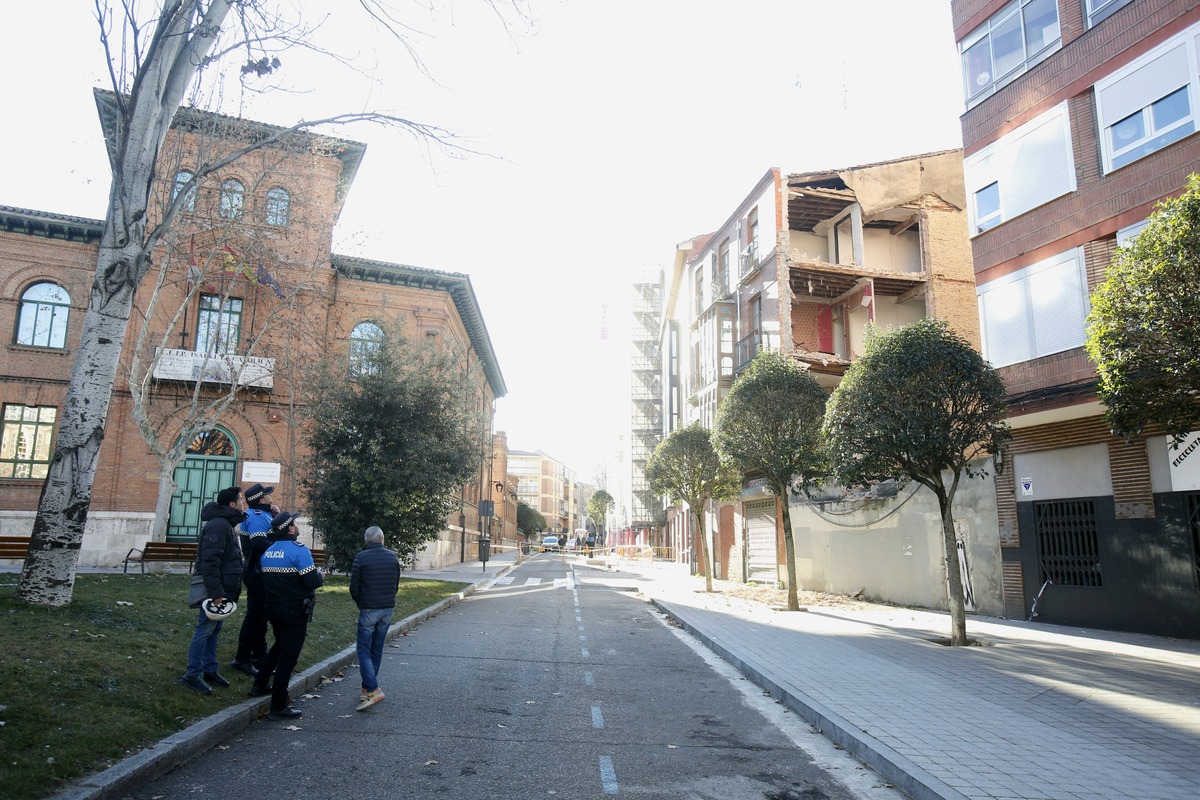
{"left": 661, "top": 152, "right": 1004, "bottom": 613}
{"left": 1, "top": 91, "right": 505, "bottom": 569}
{"left": 508, "top": 449, "right": 577, "bottom": 535}
{"left": 952, "top": 0, "right": 1200, "bottom": 637}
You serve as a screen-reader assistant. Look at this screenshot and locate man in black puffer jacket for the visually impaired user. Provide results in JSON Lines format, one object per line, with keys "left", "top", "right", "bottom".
{"left": 181, "top": 486, "right": 246, "bottom": 695}
{"left": 349, "top": 525, "right": 401, "bottom": 711}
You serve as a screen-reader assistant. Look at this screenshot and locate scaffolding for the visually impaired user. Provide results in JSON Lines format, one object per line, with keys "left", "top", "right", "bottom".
{"left": 630, "top": 272, "right": 664, "bottom": 530}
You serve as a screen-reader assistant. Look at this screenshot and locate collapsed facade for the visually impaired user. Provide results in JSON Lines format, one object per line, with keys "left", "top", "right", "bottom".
{"left": 660, "top": 150, "right": 1003, "bottom": 614}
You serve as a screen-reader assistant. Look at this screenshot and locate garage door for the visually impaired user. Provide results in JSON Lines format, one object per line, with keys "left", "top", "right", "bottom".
{"left": 744, "top": 499, "right": 778, "bottom": 584}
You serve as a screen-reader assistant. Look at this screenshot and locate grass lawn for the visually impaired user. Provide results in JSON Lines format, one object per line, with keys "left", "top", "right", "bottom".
{"left": 0, "top": 572, "right": 468, "bottom": 800}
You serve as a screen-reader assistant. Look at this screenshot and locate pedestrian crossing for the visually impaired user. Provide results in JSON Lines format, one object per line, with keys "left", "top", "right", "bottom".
{"left": 490, "top": 575, "right": 576, "bottom": 588}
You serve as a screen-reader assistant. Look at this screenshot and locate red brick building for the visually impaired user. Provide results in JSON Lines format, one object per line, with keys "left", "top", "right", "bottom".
{"left": 1, "top": 92, "right": 506, "bottom": 569}
{"left": 952, "top": 0, "right": 1200, "bottom": 636}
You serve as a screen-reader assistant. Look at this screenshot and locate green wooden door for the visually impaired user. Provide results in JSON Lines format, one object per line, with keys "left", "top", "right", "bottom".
{"left": 167, "top": 429, "right": 238, "bottom": 543}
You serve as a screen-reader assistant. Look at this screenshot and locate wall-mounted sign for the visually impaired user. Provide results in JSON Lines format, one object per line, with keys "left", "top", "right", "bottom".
{"left": 1020, "top": 477, "right": 1033, "bottom": 496}
{"left": 1167, "top": 432, "right": 1200, "bottom": 491}
{"left": 152, "top": 347, "right": 274, "bottom": 389}
{"left": 241, "top": 461, "right": 281, "bottom": 483}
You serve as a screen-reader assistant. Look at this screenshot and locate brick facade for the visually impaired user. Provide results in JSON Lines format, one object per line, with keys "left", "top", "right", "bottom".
{"left": 1, "top": 102, "right": 505, "bottom": 568}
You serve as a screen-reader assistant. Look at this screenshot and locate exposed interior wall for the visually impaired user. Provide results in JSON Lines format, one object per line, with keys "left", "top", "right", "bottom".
{"left": 787, "top": 464, "right": 1003, "bottom": 615}
{"left": 862, "top": 228, "right": 922, "bottom": 272}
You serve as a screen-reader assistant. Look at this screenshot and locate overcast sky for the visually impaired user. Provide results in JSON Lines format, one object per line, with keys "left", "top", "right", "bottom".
{"left": 0, "top": 0, "right": 965, "bottom": 480}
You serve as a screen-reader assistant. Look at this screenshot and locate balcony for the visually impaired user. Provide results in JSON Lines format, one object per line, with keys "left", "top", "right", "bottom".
{"left": 736, "top": 331, "right": 778, "bottom": 372}
{"left": 152, "top": 348, "right": 274, "bottom": 389}
{"left": 739, "top": 240, "right": 761, "bottom": 279}
{"left": 711, "top": 271, "right": 731, "bottom": 300}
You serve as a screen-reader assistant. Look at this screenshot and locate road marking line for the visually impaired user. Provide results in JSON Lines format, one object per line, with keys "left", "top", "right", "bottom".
{"left": 591, "top": 706, "right": 605, "bottom": 728}
{"left": 525, "top": 578, "right": 542, "bottom": 585}
{"left": 584, "top": 671, "right": 595, "bottom": 686}
{"left": 494, "top": 577, "right": 514, "bottom": 585}
{"left": 581, "top": 647, "right": 589, "bottom": 657}
{"left": 579, "top": 635, "right": 587, "bottom": 641}
{"left": 598, "top": 755, "right": 618, "bottom": 794}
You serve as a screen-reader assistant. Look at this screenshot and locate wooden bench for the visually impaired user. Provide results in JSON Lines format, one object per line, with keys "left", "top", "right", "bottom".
{"left": 123, "top": 541, "right": 327, "bottom": 573}
{"left": 124, "top": 541, "right": 197, "bottom": 573}
{"left": 0, "top": 536, "right": 32, "bottom": 561}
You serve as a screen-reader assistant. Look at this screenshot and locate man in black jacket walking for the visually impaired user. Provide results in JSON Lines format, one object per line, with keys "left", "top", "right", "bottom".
{"left": 181, "top": 486, "right": 245, "bottom": 695}
{"left": 350, "top": 525, "right": 401, "bottom": 711}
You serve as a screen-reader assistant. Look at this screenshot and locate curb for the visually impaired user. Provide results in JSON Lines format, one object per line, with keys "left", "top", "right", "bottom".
{"left": 651, "top": 598, "right": 967, "bottom": 800}
{"left": 52, "top": 561, "right": 516, "bottom": 800}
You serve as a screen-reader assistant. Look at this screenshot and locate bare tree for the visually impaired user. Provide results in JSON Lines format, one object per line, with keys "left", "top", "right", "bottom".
{"left": 19, "top": 0, "right": 531, "bottom": 606}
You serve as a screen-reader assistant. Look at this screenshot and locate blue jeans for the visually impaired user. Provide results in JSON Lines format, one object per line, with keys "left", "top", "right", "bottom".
{"left": 356, "top": 607, "right": 393, "bottom": 692}
{"left": 185, "top": 608, "right": 223, "bottom": 678}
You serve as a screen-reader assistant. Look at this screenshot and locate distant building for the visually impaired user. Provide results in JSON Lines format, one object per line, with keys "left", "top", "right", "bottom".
{"left": 508, "top": 449, "right": 577, "bottom": 535}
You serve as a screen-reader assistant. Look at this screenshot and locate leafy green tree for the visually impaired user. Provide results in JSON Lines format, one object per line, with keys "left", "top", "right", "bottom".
{"left": 824, "top": 318, "right": 1010, "bottom": 645}
{"left": 713, "top": 351, "right": 828, "bottom": 609}
{"left": 300, "top": 322, "right": 488, "bottom": 571}
{"left": 1087, "top": 173, "right": 1200, "bottom": 441}
{"left": 646, "top": 423, "right": 739, "bottom": 592}
{"left": 517, "top": 501, "right": 545, "bottom": 536}
{"left": 586, "top": 489, "right": 615, "bottom": 544}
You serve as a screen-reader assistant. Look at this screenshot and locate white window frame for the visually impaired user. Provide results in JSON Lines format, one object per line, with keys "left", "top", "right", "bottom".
{"left": 1095, "top": 30, "right": 1200, "bottom": 174}
{"left": 976, "top": 248, "right": 1089, "bottom": 368}
{"left": 964, "top": 102, "right": 1076, "bottom": 235}
{"left": 1116, "top": 219, "right": 1149, "bottom": 248}
{"left": 959, "top": 0, "right": 1061, "bottom": 108}
{"left": 15, "top": 281, "right": 71, "bottom": 349}
{"left": 219, "top": 179, "right": 245, "bottom": 219}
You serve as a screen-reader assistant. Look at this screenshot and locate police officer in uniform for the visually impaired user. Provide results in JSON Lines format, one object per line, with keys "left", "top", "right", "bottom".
{"left": 250, "top": 511, "right": 323, "bottom": 719}
{"left": 231, "top": 482, "right": 276, "bottom": 676}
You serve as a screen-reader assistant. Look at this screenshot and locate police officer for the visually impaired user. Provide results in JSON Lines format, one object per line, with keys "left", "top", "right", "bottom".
{"left": 231, "top": 482, "right": 276, "bottom": 676}
{"left": 250, "top": 511, "right": 323, "bottom": 720}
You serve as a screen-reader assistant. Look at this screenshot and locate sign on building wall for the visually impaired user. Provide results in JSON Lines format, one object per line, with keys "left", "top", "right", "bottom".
{"left": 242, "top": 462, "right": 281, "bottom": 483}
{"left": 1167, "top": 432, "right": 1200, "bottom": 491}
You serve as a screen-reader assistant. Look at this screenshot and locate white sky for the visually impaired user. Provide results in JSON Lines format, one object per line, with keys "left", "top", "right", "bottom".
{"left": 0, "top": 0, "right": 965, "bottom": 480}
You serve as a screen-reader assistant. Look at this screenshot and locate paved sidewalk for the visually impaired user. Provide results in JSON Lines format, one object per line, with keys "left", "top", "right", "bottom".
{"left": 609, "top": 560, "right": 1200, "bottom": 800}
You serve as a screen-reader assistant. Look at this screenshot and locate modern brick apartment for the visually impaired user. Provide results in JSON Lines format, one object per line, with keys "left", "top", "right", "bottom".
{"left": 1, "top": 91, "right": 506, "bottom": 570}
{"left": 952, "top": 0, "right": 1200, "bottom": 636}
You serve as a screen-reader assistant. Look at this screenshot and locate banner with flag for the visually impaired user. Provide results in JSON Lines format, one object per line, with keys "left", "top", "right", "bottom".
{"left": 256, "top": 263, "right": 285, "bottom": 298}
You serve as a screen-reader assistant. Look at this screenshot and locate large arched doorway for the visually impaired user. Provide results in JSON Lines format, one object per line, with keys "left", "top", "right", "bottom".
{"left": 168, "top": 428, "right": 238, "bottom": 542}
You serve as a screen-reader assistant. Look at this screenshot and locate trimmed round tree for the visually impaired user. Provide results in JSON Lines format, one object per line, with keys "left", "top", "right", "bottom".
{"left": 823, "top": 318, "right": 1009, "bottom": 645}
{"left": 1086, "top": 173, "right": 1200, "bottom": 441}
{"left": 712, "top": 351, "right": 828, "bottom": 611}
{"left": 645, "top": 423, "right": 740, "bottom": 593}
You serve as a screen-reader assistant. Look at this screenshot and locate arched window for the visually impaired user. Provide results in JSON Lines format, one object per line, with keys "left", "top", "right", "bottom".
{"left": 265, "top": 187, "right": 291, "bottom": 226}
{"left": 173, "top": 171, "right": 196, "bottom": 212}
{"left": 349, "top": 321, "right": 385, "bottom": 376}
{"left": 16, "top": 282, "right": 70, "bottom": 349}
{"left": 219, "top": 179, "right": 245, "bottom": 219}
{"left": 187, "top": 428, "right": 236, "bottom": 457}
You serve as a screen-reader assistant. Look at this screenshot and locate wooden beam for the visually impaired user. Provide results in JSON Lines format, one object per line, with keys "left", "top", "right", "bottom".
{"left": 891, "top": 213, "right": 920, "bottom": 236}
{"left": 895, "top": 283, "right": 926, "bottom": 304}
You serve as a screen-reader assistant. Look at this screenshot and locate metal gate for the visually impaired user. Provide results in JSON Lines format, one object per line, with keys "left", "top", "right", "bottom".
{"left": 744, "top": 499, "right": 778, "bottom": 584}
{"left": 167, "top": 429, "right": 238, "bottom": 542}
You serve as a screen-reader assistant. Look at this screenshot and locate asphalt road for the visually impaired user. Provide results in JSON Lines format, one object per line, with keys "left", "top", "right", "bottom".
{"left": 127, "top": 557, "right": 902, "bottom": 799}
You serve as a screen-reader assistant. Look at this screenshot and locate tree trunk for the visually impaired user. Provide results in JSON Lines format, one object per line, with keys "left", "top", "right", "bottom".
{"left": 693, "top": 503, "right": 714, "bottom": 593}
{"left": 937, "top": 485, "right": 969, "bottom": 645}
{"left": 18, "top": 257, "right": 142, "bottom": 606}
{"left": 779, "top": 488, "right": 801, "bottom": 611}
{"left": 17, "top": 0, "right": 231, "bottom": 606}
{"left": 151, "top": 469, "right": 178, "bottom": 540}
